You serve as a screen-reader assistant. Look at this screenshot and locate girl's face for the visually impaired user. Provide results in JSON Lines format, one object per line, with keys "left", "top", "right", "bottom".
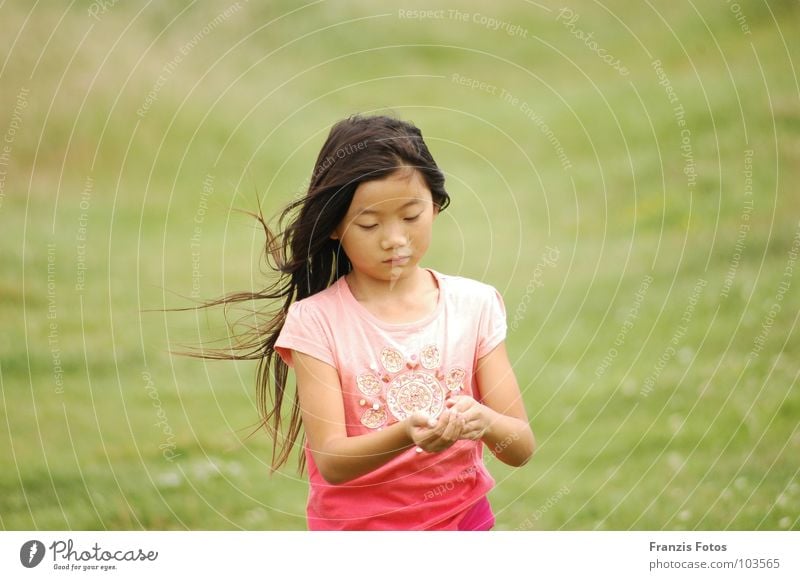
{"left": 332, "top": 167, "right": 438, "bottom": 283}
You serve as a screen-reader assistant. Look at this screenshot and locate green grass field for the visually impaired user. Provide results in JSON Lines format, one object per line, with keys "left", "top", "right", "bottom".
{"left": 1, "top": 0, "right": 798, "bottom": 530}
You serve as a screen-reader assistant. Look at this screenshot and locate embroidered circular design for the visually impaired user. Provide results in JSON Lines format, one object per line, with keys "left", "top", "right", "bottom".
{"left": 360, "top": 407, "right": 387, "bottom": 429}
{"left": 356, "top": 373, "right": 381, "bottom": 396}
{"left": 385, "top": 372, "right": 445, "bottom": 420}
{"left": 445, "top": 368, "right": 466, "bottom": 391}
{"left": 419, "top": 345, "right": 441, "bottom": 369}
{"left": 380, "top": 347, "right": 405, "bottom": 373}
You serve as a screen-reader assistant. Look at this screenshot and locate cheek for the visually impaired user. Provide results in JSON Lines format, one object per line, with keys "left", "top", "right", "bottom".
{"left": 338, "top": 222, "right": 361, "bottom": 242}
{"left": 341, "top": 230, "right": 371, "bottom": 255}
{"left": 412, "top": 219, "right": 434, "bottom": 241}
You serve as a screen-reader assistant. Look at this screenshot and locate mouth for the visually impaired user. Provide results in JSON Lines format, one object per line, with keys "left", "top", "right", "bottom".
{"left": 384, "top": 255, "right": 411, "bottom": 265}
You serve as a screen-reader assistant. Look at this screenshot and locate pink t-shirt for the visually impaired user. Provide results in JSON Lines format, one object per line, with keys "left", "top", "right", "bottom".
{"left": 275, "top": 268, "right": 506, "bottom": 530}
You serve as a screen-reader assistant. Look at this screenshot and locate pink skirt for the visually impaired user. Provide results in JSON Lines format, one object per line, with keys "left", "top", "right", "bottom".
{"left": 457, "top": 496, "right": 495, "bottom": 531}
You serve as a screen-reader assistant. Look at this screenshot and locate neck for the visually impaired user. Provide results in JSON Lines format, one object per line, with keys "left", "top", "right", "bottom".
{"left": 345, "top": 266, "right": 431, "bottom": 303}
{"left": 344, "top": 266, "right": 440, "bottom": 324}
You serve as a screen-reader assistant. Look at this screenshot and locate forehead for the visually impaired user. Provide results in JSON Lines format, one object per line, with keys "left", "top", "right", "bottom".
{"left": 350, "top": 168, "right": 432, "bottom": 214}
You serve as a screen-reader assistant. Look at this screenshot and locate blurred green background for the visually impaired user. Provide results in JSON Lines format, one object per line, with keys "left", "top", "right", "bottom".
{"left": 1, "top": 0, "right": 798, "bottom": 530}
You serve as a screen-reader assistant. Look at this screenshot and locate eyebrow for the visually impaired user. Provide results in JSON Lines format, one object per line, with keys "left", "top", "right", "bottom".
{"left": 355, "top": 199, "right": 423, "bottom": 216}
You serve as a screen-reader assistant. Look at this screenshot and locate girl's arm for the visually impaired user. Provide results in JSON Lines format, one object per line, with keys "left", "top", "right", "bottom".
{"left": 447, "top": 342, "right": 535, "bottom": 467}
{"left": 293, "top": 350, "right": 465, "bottom": 484}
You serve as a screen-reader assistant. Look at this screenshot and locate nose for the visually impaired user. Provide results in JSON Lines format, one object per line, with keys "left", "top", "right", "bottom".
{"left": 380, "top": 221, "right": 408, "bottom": 250}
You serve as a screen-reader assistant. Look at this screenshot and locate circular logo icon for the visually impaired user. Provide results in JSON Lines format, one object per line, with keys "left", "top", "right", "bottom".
{"left": 385, "top": 371, "right": 445, "bottom": 420}
{"left": 20, "top": 540, "right": 45, "bottom": 568}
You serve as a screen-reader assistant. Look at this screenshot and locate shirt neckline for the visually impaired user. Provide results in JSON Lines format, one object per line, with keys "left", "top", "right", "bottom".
{"left": 337, "top": 268, "right": 445, "bottom": 330}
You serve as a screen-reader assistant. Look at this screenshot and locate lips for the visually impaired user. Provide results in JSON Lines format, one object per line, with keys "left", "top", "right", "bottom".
{"left": 384, "top": 255, "right": 411, "bottom": 264}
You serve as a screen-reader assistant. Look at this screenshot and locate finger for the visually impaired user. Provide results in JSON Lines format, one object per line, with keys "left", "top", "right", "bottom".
{"left": 439, "top": 410, "right": 459, "bottom": 435}
{"left": 462, "top": 416, "right": 485, "bottom": 433}
{"left": 461, "top": 410, "right": 484, "bottom": 427}
{"left": 408, "top": 412, "right": 436, "bottom": 429}
{"left": 419, "top": 434, "right": 446, "bottom": 453}
{"left": 448, "top": 396, "right": 475, "bottom": 414}
{"left": 428, "top": 411, "right": 448, "bottom": 436}
{"left": 441, "top": 410, "right": 464, "bottom": 442}
{"left": 422, "top": 413, "right": 449, "bottom": 449}
{"left": 460, "top": 428, "right": 483, "bottom": 440}
{"left": 446, "top": 395, "right": 466, "bottom": 408}
{"left": 413, "top": 428, "right": 436, "bottom": 448}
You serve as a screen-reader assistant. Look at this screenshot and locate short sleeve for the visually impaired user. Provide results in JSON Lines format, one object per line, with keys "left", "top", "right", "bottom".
{"left": 476, "top": 286, "right": 507, "bottom": 359}
{"left": 274, "top": 301, "right": 336, "bottom": 368}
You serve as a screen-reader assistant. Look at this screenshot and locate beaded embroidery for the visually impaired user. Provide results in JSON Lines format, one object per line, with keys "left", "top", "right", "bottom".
{"left": 357, "top": 344, "right": 464, "bottom": 429}
{"left": 356, "top": 373, "right": 382, "bottom": 396}
{"left": 445, "top": 368, "right": 466, "bottom": 391}
{"left": 419, "top": 345, "right": 441, "bottom": 369}
{"left": 380, "top": 347, "right": 405, "bottom": 373}
{"left": 385, "top": 371, "right": 445, "bottom": 420}
{"left": 360, "top": 407, "right": 388, "bottom": 429}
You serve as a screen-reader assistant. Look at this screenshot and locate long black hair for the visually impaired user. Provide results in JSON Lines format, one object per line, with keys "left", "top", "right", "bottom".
{"left": 192, "top": 114, "right": 450, "bottom": 472}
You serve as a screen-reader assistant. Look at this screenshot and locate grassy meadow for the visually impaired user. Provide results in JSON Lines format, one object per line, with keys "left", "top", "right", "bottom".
{"left": 1, "top": 0, "right": 799, "bottom": 530}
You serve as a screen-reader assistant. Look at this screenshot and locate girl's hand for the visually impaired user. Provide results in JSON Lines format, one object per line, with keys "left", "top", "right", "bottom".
{"left": 444, "top": 395, "right": 492, "bottom": 440}
{"left": 405, "top": 410, "right": 465, "bottom": 453}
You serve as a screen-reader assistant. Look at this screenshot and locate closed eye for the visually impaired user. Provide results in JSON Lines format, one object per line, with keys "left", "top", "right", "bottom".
{"left": 356, "top": 223, "right": 378, "bottom": 230}
{"left": 404, "top": 213, "right": 423, "bottom": 222}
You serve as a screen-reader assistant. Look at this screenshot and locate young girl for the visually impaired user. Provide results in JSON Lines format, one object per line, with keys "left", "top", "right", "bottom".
{"left": 229, "top": 114, "right": 533, "bottom": 530}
